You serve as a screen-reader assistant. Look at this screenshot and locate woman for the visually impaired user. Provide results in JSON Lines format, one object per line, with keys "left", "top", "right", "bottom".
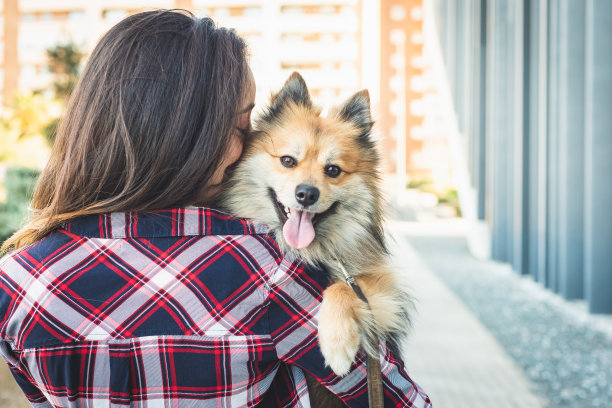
{"left": 0, "top": 10, "right": 431, "bottom": 407}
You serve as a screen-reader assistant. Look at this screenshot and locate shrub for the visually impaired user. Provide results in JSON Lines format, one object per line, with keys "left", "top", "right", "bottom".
{"left": 0, "top": 167, "right": 40, "bottom": 246}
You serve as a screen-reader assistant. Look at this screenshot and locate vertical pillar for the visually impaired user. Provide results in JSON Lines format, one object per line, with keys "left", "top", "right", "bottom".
{"left": 460, "top": 1, "right": 473, "bottom": 147}
{"left": 379, "top": 0, "right": 424, "bottom": 176}
{"left": 485, "top": 0, "right": 498, "bottom": 254}
{"left": 546, "top": 0, "right": 560, "bottom": 291}
{"left": 511, "top": 0, "right": 526, "bottom": 274}
{"left": 476, "top": 0, "right": 487, "bottom": 221}
{"left": 488, "top": 0, "right": 512, "bottom": 263}
{"left": 535, "top": 0, "right": 549, "bottom": 286}
{"left": 557, "top": 0, "right": 585, "bottom": 299}
{"left": 3, "top": 0, "right": 19, "bottom": 104}
{"left": 454, "top": 0, "right": 465, "bottom": 134}
{"left": 525, "top": 0, "right": 540, "bottom": 279}
{"left": 467, "top": 0, "right": 478, "bottom": 186}
{"left": 522, "top": 1, "right": 532, "bottom": 275}
{"left": 584, "top": 0, "right": 612, "bottom": 313}
{"left": 467, "top": 0, "right": 487, "bottom": 221}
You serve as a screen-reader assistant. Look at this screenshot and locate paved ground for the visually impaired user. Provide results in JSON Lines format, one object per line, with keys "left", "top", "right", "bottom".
{"left": 402, "top": 219, "right": 612, "bottom": 408}
{"left": 392, "top": 220, "right": 547, "bottom": 408}
{"left": 0, "top": 364, "right": 28, "bottom": 408}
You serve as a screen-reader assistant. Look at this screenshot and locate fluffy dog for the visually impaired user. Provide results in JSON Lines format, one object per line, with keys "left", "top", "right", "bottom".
{"left": 222, "top": 72, "right": 411, "bottom": 403}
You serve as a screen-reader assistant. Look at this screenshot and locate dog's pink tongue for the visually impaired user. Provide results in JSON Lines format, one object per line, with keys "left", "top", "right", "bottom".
{"left": 282, "top": 210, "right": 315, "bottom": 249}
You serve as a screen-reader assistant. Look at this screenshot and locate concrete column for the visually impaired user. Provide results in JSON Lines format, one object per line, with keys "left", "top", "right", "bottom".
{"left": 485, "top": 1, "right": 497, "bottom": 259}
{"left": 461, "top": 1, "right": 473, "bottom": 150}
{"left": 488, "top": 0, "right": 513, "bottom": 263}
{"left": 535, "top": 0, "right": 549, "bottom": 286}
{"left": 511, "top": 0, "right": 526, "bottom": 274}
{"left": 484, "top": 0, "right": 498, "bottom": 258}
{"left": 557, "top": 0, "right": 585, "bottom": 300}
{"left": 468, "top": 0, "right": 483, "bottom": 195}
{"left": 476, "top": 0, "right": 487, "bottom": 221}
{"left": 522, "top": 0, "right": 550, "bottom": 283}
{"left": 584, "top": 0, "right": 612, "bottom": 313}
{"left": 546, "top": 0, "right": 560, "bottom": 292}
{"left": 524, "top": 0, "right": 539, "bottom": 278}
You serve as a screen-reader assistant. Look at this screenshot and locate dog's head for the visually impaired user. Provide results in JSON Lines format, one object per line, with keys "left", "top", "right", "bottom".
{"left": 223, "top": 72, "right": 384, "bottom": 262}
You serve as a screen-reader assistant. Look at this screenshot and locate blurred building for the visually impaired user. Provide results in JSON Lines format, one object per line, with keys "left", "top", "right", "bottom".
{"left": 0, "top": 1, "right": 371, "bottom": 110}
{"left": 1, "top": 0, "right": 444, "bottom": 181}
{"left": 431, "top": 0, "right": 612, "bottom": 313}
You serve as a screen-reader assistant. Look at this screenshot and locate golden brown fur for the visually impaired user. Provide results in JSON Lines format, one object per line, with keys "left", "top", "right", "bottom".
{"left": 221, "top": 72, "right": 411, "bottom": 405}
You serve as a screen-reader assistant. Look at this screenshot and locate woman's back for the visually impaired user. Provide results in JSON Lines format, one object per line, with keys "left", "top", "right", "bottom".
{"left": 0, "top": 207, "right": 430, "bottom": 407}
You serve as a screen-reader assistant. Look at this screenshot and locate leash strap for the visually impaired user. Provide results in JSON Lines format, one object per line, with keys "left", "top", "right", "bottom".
{"left": 337, "top": 262, "right": 369, "bottom": 304}
{"left": 366, "top": 354, "right": 384, "bottom": 408}
{"left": 336, "top": 262, "right": 385, "bottom": 408}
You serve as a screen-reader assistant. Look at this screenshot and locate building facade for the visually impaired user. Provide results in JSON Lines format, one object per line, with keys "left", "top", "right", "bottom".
{"left": 431, "top": 0, "right": 612, "bottom": 313}
{"left": 1, "top": 0, "right": 445, "bottom": 182}
{"left": 1, "top": 1, "right": 367, "bottom": 106}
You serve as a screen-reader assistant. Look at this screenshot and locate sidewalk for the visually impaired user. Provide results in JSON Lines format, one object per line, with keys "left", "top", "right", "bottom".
{"left": 392, "top": 219, "right": 547, "bottom": 408}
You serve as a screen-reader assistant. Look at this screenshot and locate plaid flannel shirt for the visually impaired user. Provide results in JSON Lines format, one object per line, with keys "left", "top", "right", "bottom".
{"left": 0, "top": 207, "right": 432, "bottom": 407}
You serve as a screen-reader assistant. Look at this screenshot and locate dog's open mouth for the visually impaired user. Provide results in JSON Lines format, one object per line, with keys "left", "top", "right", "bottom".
{"left": 267, "top": 188, "right": 339, "bottom": 249}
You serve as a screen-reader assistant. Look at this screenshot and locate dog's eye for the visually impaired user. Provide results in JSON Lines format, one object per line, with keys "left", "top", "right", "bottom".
{"left": 324, "top": 165, "right": 342, "bottom": 178}
{"left": 280, "top": 156, "right": 297, "bottom": 168}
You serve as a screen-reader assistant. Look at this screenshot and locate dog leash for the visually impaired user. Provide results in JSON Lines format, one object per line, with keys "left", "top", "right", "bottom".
{"left": 336, "top": 261, "right": 384, "bottom": 408}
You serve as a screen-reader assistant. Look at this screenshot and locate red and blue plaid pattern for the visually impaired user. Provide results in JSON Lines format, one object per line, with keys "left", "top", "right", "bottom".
{"left": 0, "top": 207, "right": 431, "bottom": 407}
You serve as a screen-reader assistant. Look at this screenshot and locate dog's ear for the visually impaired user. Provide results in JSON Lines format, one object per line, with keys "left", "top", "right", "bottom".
{"left": 270, "top": 72, "right": 312, "bottom": 111}
{"left": 336, "top": 90, "right": 374, "bottom": 141}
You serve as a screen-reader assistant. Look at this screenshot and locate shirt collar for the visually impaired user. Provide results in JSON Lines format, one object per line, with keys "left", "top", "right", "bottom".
{"left": 61, "top": 207, "right": 269, "bottom": 239}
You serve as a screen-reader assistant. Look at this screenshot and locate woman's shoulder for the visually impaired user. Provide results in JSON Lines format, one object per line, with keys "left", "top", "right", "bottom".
{"left": 58, "top": 206, "right": 271, "bottom": 239}
{"left": 0, "top": 206, "right": 286, "bottom": 293}
{"left": 0, "top": 207, "right": 289, "bottom": 347}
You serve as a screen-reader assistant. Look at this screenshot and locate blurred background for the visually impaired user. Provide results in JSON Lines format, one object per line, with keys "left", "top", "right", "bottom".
{"left": 0, "top": 0, "right": 611, "bottom": 407}
{"left": 0, "top": 0, "right": 456, "bottom": 242}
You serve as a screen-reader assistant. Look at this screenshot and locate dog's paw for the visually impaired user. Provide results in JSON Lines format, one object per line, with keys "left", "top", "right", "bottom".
{"left": 317, "top": 283, "right": 366, "bottom": 376}
{"left": 318, "top": 313, "right": 360, "bottom": 376}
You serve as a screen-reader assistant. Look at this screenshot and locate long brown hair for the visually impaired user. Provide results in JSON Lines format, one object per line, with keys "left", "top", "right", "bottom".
{"left": 3, "top": 10, "right": 248, "bottom": 251}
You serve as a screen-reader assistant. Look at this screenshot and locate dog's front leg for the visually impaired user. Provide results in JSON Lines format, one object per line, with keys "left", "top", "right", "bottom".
{"left": 318, "top": 268, "right": 409, "bottom": 376}
{"left": 318, "top": 280, "right": 373, "bottom": 376}
{"left": 353, "top": 269, "right": 410, "bottom": 345}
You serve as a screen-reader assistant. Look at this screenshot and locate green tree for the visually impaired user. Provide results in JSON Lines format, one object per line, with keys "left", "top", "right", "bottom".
{"left": 46, "top": 42, "right": 84, "bottom": 100}
{"left": 0, "top": 167, "right": 40, "bottom": 245}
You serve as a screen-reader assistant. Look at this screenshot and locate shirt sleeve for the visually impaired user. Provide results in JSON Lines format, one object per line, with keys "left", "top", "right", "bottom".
{"left": 267, "top": 259, "right": 432, "bottom": 407}
{"left": 0, "top": 342, "right": 51, "bottom": 407}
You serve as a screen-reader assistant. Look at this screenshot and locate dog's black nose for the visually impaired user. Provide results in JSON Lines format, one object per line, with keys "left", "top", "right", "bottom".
{"left": 295, "top": 184, "right": 320, "bottom": 206}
